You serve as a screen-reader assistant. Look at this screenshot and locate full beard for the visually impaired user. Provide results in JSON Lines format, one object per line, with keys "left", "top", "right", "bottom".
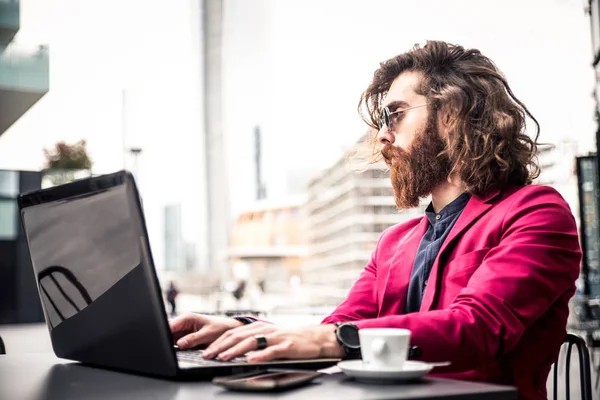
{"left": 381, "top": 115, "right": 452, "bottom": 209}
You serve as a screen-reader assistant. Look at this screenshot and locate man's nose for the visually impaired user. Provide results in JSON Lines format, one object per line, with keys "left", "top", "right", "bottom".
{"left": 377, "top": 126, "right": 395, "bottom": 145}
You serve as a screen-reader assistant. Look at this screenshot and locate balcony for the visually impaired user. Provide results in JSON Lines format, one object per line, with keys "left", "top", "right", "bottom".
{"left": 0, "top": 0, "right": 19, "bottom": 46}
{"left": 228, "top": 245, "right": 308, "bottom": 259}
{"left": 0, "top": 43, "right": 49, "bottom": 135}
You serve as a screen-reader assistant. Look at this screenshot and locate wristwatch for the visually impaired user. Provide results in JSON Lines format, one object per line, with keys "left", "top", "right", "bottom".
{"left": 232, "top": 316, "right": 255, "bottom": 325}
{"left": 334, "top": 322, "right": 361, "bottom": 359}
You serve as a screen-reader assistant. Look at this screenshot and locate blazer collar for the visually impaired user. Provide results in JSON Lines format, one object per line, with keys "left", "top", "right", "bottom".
{"left": 378, "top": 217, "right": 429, "bottom": 315}
{"left": 419, "top": 187, "right": 502, "bottom": 311}
{"left": 479, "top": 187, "right": 502, "bottom": 204}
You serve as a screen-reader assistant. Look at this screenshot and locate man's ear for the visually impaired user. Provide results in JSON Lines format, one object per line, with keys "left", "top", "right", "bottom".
{"left": 439, "top": 108, "right": 452, "bottom": 128}
{"left": 437, "top": 109, "right": 453, "bottom": 138}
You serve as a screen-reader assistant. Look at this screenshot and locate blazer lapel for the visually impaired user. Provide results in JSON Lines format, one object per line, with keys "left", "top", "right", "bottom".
{"left": 379, "top": 217, "right": 429, "bottom": 316}
{"left": 419, "top": 188, "right": 502, "bottom": 311}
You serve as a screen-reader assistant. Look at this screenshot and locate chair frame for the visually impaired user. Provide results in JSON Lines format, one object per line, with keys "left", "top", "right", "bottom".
{"left": 553, "top": 333, "right": 593, "bottom": 400}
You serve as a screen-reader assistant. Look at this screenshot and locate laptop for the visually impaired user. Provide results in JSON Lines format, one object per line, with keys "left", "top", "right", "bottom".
{"left": 17, "top": 170, "right": 339, "bottom": 379}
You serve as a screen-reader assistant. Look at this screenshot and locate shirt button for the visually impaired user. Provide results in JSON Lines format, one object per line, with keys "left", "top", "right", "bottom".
{"left": 424, "top": 279, "right": 428, "bottom": 286}
{"left": 435, "top": 215, "right": 441, "bottom": 220}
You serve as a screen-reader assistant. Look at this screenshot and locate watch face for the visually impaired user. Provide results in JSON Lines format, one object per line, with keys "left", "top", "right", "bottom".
{"left": 338, "top": 324, "right": 360, "bottom": 349}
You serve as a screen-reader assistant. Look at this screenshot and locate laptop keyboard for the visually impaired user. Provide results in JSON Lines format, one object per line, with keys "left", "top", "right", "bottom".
{"left": 176, "top": 349, "right": 248, "bottom": 366}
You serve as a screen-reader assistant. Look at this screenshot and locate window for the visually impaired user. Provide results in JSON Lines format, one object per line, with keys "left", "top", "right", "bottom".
{"left": 0, "top": 170, "right": 18, "bottom": 197}
{"left": 0, "top": 199, "right": 17, "bottom": 240}
{"left": 361, "top": 169, "right": 389, "bottom": 179}
{"left": 375, "top": 187, "right": 393, "bottom": 196}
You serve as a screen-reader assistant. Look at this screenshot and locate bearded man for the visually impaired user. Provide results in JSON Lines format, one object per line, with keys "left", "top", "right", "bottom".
{"left": 170, "top": 41, "right": 582, "bottom": 400}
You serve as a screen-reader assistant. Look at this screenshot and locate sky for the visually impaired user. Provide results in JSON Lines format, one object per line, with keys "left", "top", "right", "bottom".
{"left": 1, "top": 0, "right": 597, "bottom": 269}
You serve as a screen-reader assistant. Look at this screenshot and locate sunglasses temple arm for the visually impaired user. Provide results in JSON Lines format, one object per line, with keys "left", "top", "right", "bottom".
{"left": 389, "top": 103, "right": 427, "bottom": 115}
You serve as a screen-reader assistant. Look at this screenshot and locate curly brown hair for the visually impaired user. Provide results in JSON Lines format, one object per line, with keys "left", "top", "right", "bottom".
{"left": 357, "top": 40, "right": 540, "bottom": 196}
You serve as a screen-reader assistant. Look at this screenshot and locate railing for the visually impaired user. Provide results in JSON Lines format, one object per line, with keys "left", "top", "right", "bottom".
{"left": 0, "top": 43, "right": 49, "bottom": 91}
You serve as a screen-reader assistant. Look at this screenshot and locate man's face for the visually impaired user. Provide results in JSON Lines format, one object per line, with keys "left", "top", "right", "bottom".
{"left": 377, "top": 71, "right": 452, "bottom": 209}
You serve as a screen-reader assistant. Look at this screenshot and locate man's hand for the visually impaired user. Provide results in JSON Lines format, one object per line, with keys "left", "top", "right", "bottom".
{"left": 203, "top": 323, "right": 345, "bottom": 362}
{"left": 169, "top": 313, "right": 244, "bottom": 349}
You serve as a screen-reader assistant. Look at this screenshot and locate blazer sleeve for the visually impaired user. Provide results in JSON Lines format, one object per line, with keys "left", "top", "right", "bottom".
{"left": 349, "top": 187, "right": 582, "bottom": 371}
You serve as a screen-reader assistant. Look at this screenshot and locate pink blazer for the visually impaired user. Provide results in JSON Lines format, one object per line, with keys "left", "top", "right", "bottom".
{"left": 322, "top": 185, "right": 582, "bottom": 400}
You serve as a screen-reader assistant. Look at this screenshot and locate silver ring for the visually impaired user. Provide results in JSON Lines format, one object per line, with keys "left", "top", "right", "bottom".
{"left": 254, "top": 334, "right": 268, "bottom": 350}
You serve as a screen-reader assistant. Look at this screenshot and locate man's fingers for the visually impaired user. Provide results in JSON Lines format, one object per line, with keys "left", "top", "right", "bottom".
{"left": 168, "top": 315, "right": 188, "bottom": 331}
{"left": 205, "top": 327, "right": 267, "bottom": 358}
{"left": 176, "top": 326, "right": 215, "bottom": 349}
{"left": 169, "top": 313, "right": 205, "bottom": 343}
{"left": 205, "top": 323, "right": 276, "bottom": 357}
{"left": 169, "top": 312, "right": 204, "bottom": 332}
{"left": 169, "top": 314, "right": 193, "bottom": 343}
{"left": 217, "top": 335, "right": 269, "bottom": 361}
{"left": 204, "top": 325, "right": 246, "bottom": 351}
{"left": 247, "top": 339, "right": 292, "bottom": 363}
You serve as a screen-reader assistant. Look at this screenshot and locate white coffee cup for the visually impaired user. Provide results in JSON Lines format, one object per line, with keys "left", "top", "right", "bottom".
{"left": 359, "top": 328, "right": 411, "bottom": 370}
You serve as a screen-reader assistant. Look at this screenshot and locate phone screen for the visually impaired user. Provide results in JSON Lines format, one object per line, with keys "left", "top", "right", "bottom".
{"left": 247, "top": 371, "right": 315, "bottom": 385}
{"left": 214, "top": 370, "right": 321, "bottom": 391}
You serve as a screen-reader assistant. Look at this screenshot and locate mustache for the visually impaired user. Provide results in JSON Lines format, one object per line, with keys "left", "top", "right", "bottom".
{"left": 381, "top": 144, "right": 403, "bottom": 163}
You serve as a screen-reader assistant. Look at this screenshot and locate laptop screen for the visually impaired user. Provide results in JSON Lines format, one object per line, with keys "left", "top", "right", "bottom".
{"left": 21, "top": 182, "right": 141, "bottom": 329}
{"left": 19, "top": 172, "right": 179, "bottom": 376}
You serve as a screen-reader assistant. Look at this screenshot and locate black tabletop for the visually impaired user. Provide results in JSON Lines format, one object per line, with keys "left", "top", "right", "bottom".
{"left": 0, "top": 354, "right": 518, "bottom": 400}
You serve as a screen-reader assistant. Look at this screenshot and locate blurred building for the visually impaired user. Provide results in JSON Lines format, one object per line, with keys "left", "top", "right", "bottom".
{"left": 164, "top": 204, "right": 185, "bottom": 271}
{"left": 228, "top": 197, "right": 308, "bottom": 295}
{"left": 302, "top": 151, "right": 426, "bottom": 306}
{"left": 590, "top": 1, "right": 600, "bottom": 128}
{"left": 584, "top": 0, "right": 600, "bottom": 302}
{"left": 536, "top": 141, "right": 580, "bottom": 218}
{"left": 155, "top": 0, "right": 228, "bottom": 284}
{"left": 0, "top": 169, "right": 43, "bottom": 324}
{"left": 185, "top": 242, "right": 197, "bottom": 271}
{"left": 0, "top": 0, "right": 48, "bottom": 324}
{"left": 0, "top": 0, "right": 49, "bottom": 136}
{"left": 200, "top": 0, "right": 230, "bottom": 278}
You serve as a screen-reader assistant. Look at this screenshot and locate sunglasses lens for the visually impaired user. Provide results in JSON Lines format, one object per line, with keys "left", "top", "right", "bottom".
{"left": 379, "top": 108, "right": 389, "bottom": 130}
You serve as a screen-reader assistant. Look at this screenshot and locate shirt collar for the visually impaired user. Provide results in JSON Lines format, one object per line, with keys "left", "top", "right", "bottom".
{"left": 425, "top": 192, "right": 471, "bottom": 224}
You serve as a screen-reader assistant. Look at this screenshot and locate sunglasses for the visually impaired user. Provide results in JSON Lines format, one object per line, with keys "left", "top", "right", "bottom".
{"left": 379, "top": 103, "right": 427, "bottom": 130}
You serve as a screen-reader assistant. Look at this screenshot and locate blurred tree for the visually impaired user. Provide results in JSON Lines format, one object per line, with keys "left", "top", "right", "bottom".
{"left": 42, "top": 140, "right": 93, "bottom": 187}
{"left": 43, "top": 140, "right": 93, "bottom": 170}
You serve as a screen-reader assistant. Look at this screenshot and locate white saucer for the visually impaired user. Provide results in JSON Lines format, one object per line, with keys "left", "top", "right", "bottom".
{"left": 337, "top": 360, "right": 433, "bottom": 383}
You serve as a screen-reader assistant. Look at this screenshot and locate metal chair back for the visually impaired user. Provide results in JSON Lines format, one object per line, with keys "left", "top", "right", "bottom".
{"left": 553, "top": 333, "right": 593, "bottom": 400}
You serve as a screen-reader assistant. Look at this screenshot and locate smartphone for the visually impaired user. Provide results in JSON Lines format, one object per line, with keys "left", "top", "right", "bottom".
{"left": 212, "top": 370, "right": 322, "bottom": 392}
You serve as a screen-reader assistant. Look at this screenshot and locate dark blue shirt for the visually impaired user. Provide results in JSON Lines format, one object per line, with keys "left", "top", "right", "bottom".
{"left": 404, "top": 192, "right": 471, "bottom": 314}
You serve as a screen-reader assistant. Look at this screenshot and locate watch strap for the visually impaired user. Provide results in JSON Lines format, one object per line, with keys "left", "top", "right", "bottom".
{"left": 232, "top": 316, "right": 255, "bottom": 325}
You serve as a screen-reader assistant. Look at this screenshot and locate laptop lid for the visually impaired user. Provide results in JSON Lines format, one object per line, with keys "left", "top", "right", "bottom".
{"left": 18, "top": 171, "right": 178, "bottom": 377}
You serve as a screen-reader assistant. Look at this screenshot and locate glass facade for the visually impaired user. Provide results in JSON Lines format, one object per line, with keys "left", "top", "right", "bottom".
{"left": 0, "top": 0, "right": 49, "bottom": 136}
{"left": 0, "top": 170, "right": 18, "bottom": 196}
{"left": 0, "top": 169, "right": 44, "bottom": 324}
{"left": 0, "top": 170, "right": 19, "bottom": 240}
{"left": 0, "top": 0, "right": 19, "bottom": 46}
{"left": 0, "top": 198, "right": 17, "bottom": 240}
{"left": 577, "top": 156, "right": 600, "bottom": 297}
